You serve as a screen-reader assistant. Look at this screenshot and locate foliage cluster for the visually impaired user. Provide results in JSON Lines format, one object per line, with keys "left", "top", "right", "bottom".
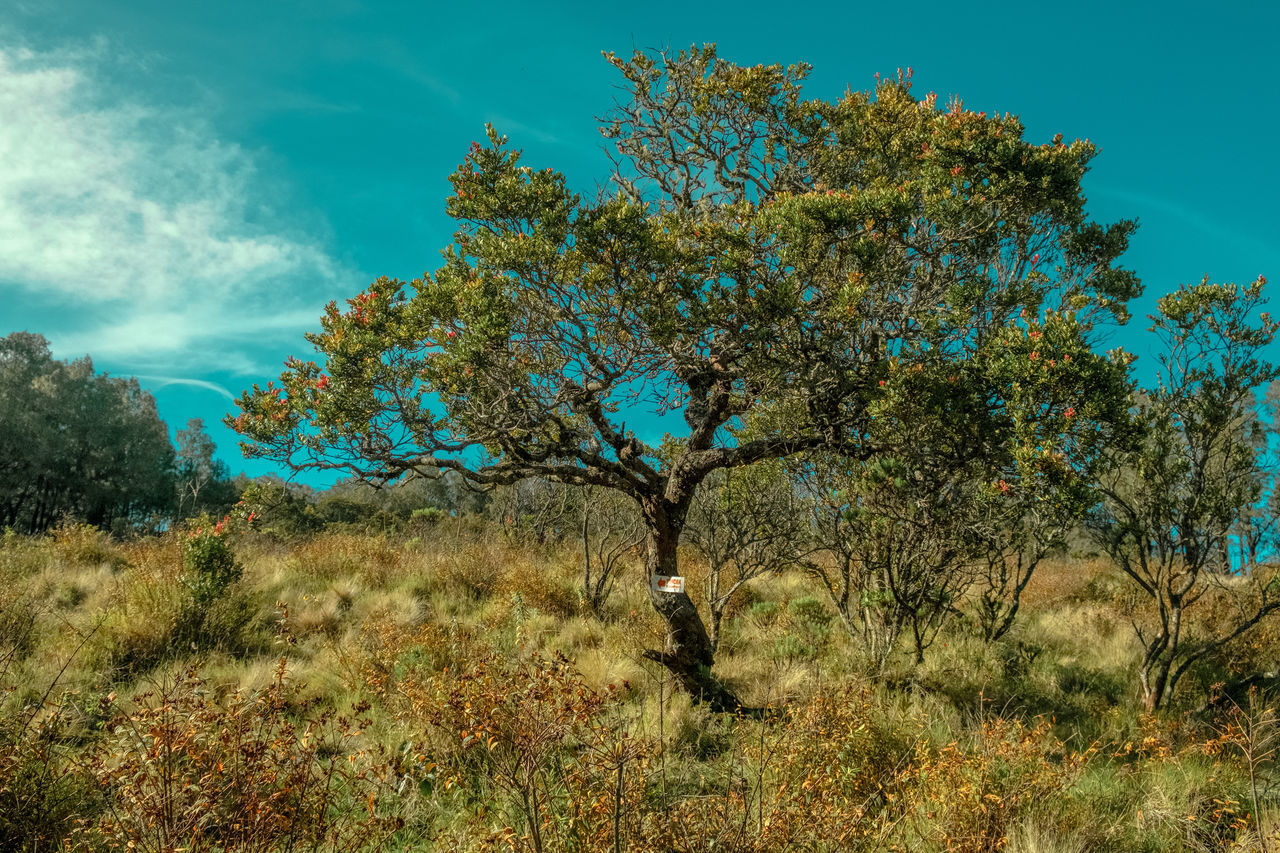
{"left": 84, "top": 659, "right": 395, "bottom": 853}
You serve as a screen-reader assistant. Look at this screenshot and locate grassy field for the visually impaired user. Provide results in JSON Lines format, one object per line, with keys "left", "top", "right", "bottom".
{"left": 3, "top": 520, "right": 1279, "bottom": 851}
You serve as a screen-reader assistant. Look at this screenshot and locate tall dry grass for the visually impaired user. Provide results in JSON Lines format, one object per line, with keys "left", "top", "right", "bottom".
{"left": 0, "top": 524, "right": 1277, "bottom": 851}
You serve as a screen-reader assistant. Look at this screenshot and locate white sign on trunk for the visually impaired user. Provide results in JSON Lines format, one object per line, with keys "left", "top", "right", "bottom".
{"left": 652, "top": 575, "right": 685, "bottom": 594}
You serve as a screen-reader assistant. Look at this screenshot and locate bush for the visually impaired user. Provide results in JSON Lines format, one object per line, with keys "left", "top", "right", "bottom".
{"left": 899, "top": 716, "right": 1093, "bottom": 852}
{"left": 171, "top": 529, "right": 245, "bottom": 649}
{"left": 498, "top": 556, "right": 579, "bottom": 620}
{"left": 181, "top": 530, "right": 242, "bottom": 608}
{"left": 410, "top": 507, "right": 446, "bottom": 527}
{"left": 51, "top": 522, "right": 128, "bottom": 571}
{"left": 0, "top": 596, "right": 102, "bottom": 851}
{"left": 0, "top": 709, "right": 100, "bottom": 853}
{"left": 84, "top": 659, "right": 396, "bottom": 853}
{"left": 412, "top": 651, "right": 646, "bottom": 852}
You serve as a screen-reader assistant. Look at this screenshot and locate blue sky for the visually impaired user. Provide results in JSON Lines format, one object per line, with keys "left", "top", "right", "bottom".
{"left": 2, "top": 1, "right": 1277, "bottom": 484}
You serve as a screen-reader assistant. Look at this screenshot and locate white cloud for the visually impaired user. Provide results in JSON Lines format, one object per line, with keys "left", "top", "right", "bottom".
{"left": 133, "top": 375, "right": 237, "bottom": 401}
{"left": 0, "top": 45, "right": 348, "bottom": 373}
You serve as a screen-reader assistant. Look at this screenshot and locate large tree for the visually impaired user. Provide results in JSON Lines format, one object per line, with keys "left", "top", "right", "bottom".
{"left": 231, "top": 48, "right": 1138, "bottom": 709}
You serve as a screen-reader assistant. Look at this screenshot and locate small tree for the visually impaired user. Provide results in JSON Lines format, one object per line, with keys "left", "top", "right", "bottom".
{"left": 684, "top": 460, "right": 803, "bottom": 652}
{"left": 174, "top": 418, "right": 236, "bottom": 520}
{"left": 579, "top": 484, "right": 645, "bottom": 618}
{"left": 799, "top": 308, "right": 1131, "bottom": 666}
{"left": 1091, "top": 277, "right": 1280, "bottom": 712}
{"left": 967, "top": 311, "right": 1128, "bottom": 641}
{"left": 231, "top": 47, "right": 1137, "bottom": 708}
{"left": 800, "top": 447, "right": 983, "bottom": 669}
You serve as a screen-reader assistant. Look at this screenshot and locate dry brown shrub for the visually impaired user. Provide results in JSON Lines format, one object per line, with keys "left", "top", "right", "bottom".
{"left": 82, "top": 658, "right": 397, "bottom": 853}
{"left": 289, "top": 534, "right": 404, "bottom": 585}
{"left": 51, "top": 523, "right": 128, "bottom": 571}
{"left": 356, "top": 615, "right": 470, "bottom": 706}
{"left": 898, "top": 717, "right": 1093, "bottom": 852}
{"left": 407, "top": 651, "right": 648, "bottom": 853}
{"left": 496, "top": 554, "right": 579, "bottom": 619}
{"left": 639, "top": 691, "right": 1093, "bottom": 853}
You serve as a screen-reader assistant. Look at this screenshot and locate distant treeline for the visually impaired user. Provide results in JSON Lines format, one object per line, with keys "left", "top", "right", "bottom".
{"left": 0, "top": 332, "right": 482, "bottom": 535}
{"left": 0, "top": 332, "right": 184, "bottom": 533}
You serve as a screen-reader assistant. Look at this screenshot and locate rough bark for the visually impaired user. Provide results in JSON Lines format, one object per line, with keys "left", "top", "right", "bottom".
{"left": 637, "top": 497, "right": 742, "bottom": 712}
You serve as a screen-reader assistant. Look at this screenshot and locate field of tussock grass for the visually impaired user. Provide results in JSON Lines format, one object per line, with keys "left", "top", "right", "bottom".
{"left": 2, "top": 521, "right": 1279, "bottom": 852}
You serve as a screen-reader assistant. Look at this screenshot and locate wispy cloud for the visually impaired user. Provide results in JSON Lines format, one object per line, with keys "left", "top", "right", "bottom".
{"left": 133, "top": 375, "right": 237, "bottom": 401}
{"left": 0, "top": 44, "right": 348, "bottom": 374}
{"left": 486, "top": 112, "right": 561, "bottom": 145}
{"left": 1091, "top": 184, "right": 1274, "bottom": 262}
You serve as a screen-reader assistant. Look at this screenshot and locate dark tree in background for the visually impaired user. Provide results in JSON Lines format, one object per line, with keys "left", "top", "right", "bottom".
{"left": 0, "top": 333, "right": 176, "bottom": 533}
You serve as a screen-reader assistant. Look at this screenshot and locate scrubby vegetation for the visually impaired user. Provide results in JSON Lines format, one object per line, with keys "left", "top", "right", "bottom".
{"left": 7, "top": 44, "right": 1280, "bottom": 852}
{"left": 4, "top": 517, "right": 1280, "bottom": 851}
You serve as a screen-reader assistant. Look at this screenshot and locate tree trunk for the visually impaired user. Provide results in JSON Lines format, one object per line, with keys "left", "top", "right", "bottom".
{"left": 1140, "top": 659, "right": 1171, "bottom": 713}
{"left": 582, "top": 507, "right": 597, "bottom": 615}
{"left": 708, "top": 606, "right": 724, "bottom": 655}
{"left": 1138, "top": 629, "right": 1173, "bottom": 713}
{"left": 639, "top": 499, "right": 742, "bottom": 712}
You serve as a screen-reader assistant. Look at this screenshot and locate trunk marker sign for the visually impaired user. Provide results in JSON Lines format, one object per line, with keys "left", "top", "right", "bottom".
{"left": 652, "top": 575, "right": 685, "bottom": 594}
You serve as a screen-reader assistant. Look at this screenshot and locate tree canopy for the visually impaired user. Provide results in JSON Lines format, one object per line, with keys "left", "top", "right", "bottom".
{"left": 232, "top": 47, "right": 1139, "bottom": 707}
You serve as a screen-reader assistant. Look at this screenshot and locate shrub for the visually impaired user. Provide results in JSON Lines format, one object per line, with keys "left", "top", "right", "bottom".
{"left": 404, "top": 651, "right": 646, "bottom": 852}
{"left": 410, "top": 507, "right": 445, "bottom": 527}
{"left": 181, "top": 530, "right": 242, "bottom": 608}
{"left": 764, "top": 596, "right": 835, "bottom": 665}
{"left": 172, "top": 525, "right": 251, "bottom": 650}
{"left": 898, "top": 717, "right": 1093, "bottom": 852}
{"left": 84, "top": 659, "right": 397, "bottom": 853}
{"left": 0, "top": 595, "right": 103, "bottom": 851}
{"left": 0, "top": 708, "right": 100, "bottom": 853}
{"left": 421, "top": 543, "right": 504, "bottom": 602}
{"left": 498, "top": 556, "right": 579, "bottom": 620}
{"left": 51, "top": 522, "right": 128, "bottom": 571}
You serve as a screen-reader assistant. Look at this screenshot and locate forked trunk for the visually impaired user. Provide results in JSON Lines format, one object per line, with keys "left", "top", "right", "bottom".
{"left": 1138, "top": 627, "right": 1174, "bottom": 713}
{"left": 639, "top": 500, "right": 742, "bottom": 712}
{"left": 1140, "top": 661, "right": 1170, "bottom": 714}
